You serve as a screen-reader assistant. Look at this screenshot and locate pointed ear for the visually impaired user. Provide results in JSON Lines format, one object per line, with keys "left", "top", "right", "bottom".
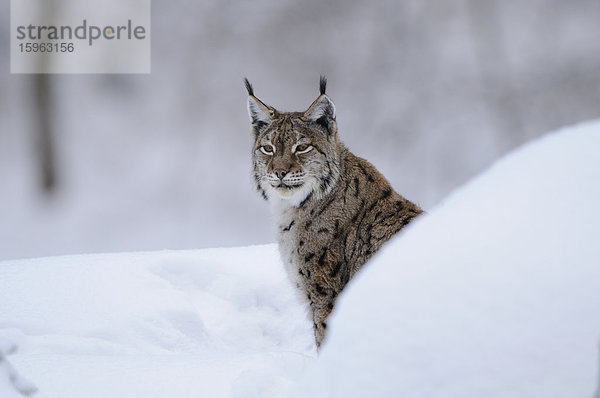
{"left": 304, "top": 94, "right": 336, "bottom": 135}
{"left": 247, "top": 95, "right": 275, "bottom": 134}
{"left": 244, "top": 78, "right": 275, "bottom": 135}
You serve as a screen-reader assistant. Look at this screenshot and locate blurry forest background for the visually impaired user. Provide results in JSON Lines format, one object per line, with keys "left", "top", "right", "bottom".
{"left": 1, "top": 0, "right": 599, "bottom": 260}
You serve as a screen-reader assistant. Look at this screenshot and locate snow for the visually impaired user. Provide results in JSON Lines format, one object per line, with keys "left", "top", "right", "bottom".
{"left": 296, "top": 120, "right": 600, "bottom": 397}
{"left": 0, "top": 246, "right": 315, "bottom": 397}
{"left": 1, "top": 120, "right": 600, "bottom": 397}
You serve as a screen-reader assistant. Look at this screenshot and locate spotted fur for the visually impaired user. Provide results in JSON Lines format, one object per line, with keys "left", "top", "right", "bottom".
{"left": 246, "top": 77, "right": 423, "bottom": 348}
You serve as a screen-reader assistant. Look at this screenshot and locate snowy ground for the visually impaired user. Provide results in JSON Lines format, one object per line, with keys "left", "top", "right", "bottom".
{"left": 1, "top": 120, "right": 600, "bottom": 397}
{"left": 0, "top": 247, "right": 316, "bottom": 397}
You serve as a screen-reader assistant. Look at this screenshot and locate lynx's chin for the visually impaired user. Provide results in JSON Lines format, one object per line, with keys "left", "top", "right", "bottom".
{"left": 275, "top": 190, "right": 296, "bottom": 199}
{"left": 269, "top": 181, "right": 315, "bottom": 208}
{"left": 273, "top": 184, "right": 304, "bottom": 198}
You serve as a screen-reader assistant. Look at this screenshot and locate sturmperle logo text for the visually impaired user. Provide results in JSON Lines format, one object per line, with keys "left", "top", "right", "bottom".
{"left": 11, "top": 0, "right": 151, "bottom": 74}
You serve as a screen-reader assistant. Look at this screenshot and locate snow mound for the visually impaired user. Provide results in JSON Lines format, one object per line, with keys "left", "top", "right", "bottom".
{"left": 296, "top": 120, "right": 600, "bottom": 397}
{"left": 0, "top": 246, "right": 315, "bottom": 397}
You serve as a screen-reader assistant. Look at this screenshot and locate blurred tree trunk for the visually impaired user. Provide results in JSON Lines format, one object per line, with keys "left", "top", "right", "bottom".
{"left": 33, "top": 74, "right": 57, "bottom": 193}
{"left": 33, "top": 0, "right": 58, "bottom": 194}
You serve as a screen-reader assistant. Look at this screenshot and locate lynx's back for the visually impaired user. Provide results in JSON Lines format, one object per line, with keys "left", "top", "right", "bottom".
{"left": 246, "top": 77, "right": 422, "bottom": 347}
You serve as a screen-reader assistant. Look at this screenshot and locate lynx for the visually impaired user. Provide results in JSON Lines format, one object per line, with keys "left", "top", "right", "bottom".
{"left": 245, "top": 77, "right": 422, "bottom": 348}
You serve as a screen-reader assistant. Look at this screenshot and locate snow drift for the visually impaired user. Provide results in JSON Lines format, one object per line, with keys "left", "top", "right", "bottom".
{"left": 1, "top": 120, "right": 599, "bottom": 397}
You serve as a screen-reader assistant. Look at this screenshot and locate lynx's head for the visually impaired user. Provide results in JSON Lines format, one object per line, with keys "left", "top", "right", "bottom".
{"left": 246, "top": 77, "right": 341, "bottom": 208}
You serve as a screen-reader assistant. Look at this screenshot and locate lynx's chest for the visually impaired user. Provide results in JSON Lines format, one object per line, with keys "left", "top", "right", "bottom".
{"left": 274, "top": 198, "right": 342, "bottom": 293}
{"left": 275, "top": 207, "right": 304, "bottom": 288}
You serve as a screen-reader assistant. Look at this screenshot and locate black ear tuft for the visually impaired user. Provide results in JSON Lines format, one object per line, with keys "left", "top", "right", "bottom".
{"left": 244, "top": 77, "right": 254, "bottom": 96}
{"left": 319, "top": 75, "right": 327, "bottom": 95}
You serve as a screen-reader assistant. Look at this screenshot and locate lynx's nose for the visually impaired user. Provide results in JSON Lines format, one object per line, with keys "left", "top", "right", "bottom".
{"left": 274, "top": 169, "right": 288, "bottom": 180}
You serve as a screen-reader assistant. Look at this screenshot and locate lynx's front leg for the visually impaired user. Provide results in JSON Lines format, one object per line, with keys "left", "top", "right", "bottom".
{"left": 310, "top": 297, "right": 334, "bottom": 348}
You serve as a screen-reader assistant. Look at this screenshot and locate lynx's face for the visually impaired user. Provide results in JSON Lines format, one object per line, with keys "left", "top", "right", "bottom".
{"left": 246, "top": 78, "right": 340, "bottom": 207}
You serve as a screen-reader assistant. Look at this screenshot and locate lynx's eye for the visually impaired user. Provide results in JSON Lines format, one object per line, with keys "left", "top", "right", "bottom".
{"left": 294, "top": 144, "right": 313, "bottom": 154}
{"left": 260, "top": 145, "right": 275, "bottom": 155}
